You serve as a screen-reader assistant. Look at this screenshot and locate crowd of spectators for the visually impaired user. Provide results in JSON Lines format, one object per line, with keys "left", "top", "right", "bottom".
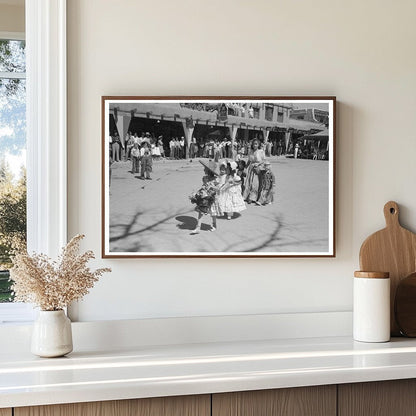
{"left": 179, "top": 103, "right": 259, "bottom": 119}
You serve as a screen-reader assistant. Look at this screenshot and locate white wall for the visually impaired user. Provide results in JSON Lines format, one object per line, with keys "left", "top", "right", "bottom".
{"left": 67, "top": 0, "right": 416, "bottom": 322}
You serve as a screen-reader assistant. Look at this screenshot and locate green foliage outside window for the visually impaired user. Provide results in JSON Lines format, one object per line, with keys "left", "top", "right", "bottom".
{"left": 0, "top": 39, "right": 26, "bottom": 303}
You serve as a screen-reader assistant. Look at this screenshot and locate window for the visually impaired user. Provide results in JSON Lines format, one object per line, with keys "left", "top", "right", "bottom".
{"left": 0, "top": 0, "right": 67, "bottom": 324}
{"left": 265, "top": 105, "right": 274, "bottom": 121}
{"left": 0, "top": 33, "right": 35, "bottom": 323}
{"left": 0, "top": 36, "right": 26, "bottom": 304}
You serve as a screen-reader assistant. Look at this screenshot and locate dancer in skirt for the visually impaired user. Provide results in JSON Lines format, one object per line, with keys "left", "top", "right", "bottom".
{"left": 242, "top": 139, "right": 266, "bottom": 204}
{"left": 258, "top": 161, "right": 275, "bottom": 205}
{"left": 189, "top": 160, "right": 222, "bottom": 234}
{"left": 218, "top": 161, "right": 246, "bottom": 220}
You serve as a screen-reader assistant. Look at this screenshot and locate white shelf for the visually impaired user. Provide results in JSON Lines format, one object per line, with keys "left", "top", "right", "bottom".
{"left": 2, "top": 335, "right": 416, "bottom": 408}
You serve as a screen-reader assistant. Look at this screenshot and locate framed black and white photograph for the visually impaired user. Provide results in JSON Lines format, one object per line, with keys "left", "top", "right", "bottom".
{"left": 102, "top": 96, "right": 336, "bottom": 258}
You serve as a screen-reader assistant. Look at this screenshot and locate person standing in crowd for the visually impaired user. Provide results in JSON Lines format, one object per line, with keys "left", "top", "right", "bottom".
{"left": 221, "top": 140, "right": 226, "bottom": 159}
{"left": 109, "top": 146, "right": 113, "bottom": 186}
{"left": 179, "top": 136, "right": 185, "bottom": 159}
{"left": 232, "top": 140, "right": 237, "bottom": 159}
{"left": 111, "top": 132, "right": 123, "bottom": 162}
{"left": 265, "top": 140, "right": 272, "bottom": 157}
{"left": 243, "top": 139, "right": 266, "bottom": 204}
{"left": 131, "top": 142, "right": 141, "bottom": 174}
{"left": 225, "top": 137, "right": 231, "bottom": 159}
{"left": 125, "top": 132, "right": 134, "bottom": 161}
{"left": 140, "top": 142, "right": 153, "bottom": 180}
{"left": 169, "top": 137, "right": 175, "bottom": 159}
{"left": 195, "top": 137, "right": 200, "bottom": 158}
{"left": 294, "top": 142, "right": 300, "bottom": 159}
{"left": 209, "top": 140, "right": 215, "bottom": 159}
{"left": 258, "top": 161, "right": 275, "bottom": 205}
{"left": 138, "top": 132, "right": 145, "bottom": 146}
{"left": 151, "top": 140, "right": 161, "bottom": 159}
{"left": 157, "top": 136, "right": 165, "bottom": 158}
{"left": 189, "top": 137, "right": 196, "bottom": 158}
{"left": 271, "top": 139, "right": 277, "bottom": 156}
{"left": 133, "top": 132, "right": 140, "bottom": 145}
{"left": 277, "top": 139, "right": 283, "bottom": 156}
{"left": 174, "top": 137, "right": 180, "bottom": 159}
{"left": 213, "top": 141, "right": 221, "bottom": 162}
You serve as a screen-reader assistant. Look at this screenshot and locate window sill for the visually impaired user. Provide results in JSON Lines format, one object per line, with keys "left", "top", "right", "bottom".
{"left": 0, "top": 303, "right": 36, "bottom": 324}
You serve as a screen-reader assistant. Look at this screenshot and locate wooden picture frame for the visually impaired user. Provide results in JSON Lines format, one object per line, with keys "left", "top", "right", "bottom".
{"left": 102, "top": 96, "right": 336, "bottom": 258}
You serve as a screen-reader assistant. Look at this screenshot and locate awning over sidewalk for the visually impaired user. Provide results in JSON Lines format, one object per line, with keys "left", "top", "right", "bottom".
{"left": 301, "top": 128, "right": 329, "bottom": 140}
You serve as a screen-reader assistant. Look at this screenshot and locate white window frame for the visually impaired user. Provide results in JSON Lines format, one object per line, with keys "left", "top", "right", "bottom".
{"left": 0, "top": 0, "right": 67, "bottom": 324}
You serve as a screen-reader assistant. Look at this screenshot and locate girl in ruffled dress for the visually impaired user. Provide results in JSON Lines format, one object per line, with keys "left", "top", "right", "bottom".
{"left": 218, "top": 161, "right": 246, "bottom": 220}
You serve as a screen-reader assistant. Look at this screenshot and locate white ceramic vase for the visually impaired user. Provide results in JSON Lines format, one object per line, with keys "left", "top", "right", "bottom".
{"left": 31, "top": 310, "right": 73, "bottom": 357}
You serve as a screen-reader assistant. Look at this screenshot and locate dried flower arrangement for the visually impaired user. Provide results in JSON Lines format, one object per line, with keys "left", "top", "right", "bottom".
{"left": 10, "top": 234, "right": 111, "bottom": 311}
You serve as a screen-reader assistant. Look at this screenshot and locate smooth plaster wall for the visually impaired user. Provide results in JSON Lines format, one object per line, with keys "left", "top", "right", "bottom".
{"left": 67, "top": 0, "right": 416, "bottom": 322}
{"left": 0, "top": 4, "right": 24, "bottom": 33}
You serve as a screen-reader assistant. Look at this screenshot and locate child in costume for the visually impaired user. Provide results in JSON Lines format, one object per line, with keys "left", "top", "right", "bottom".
{"left": 236, "top": 159, "right": 247, "bottom": 195}
{"left": 258, "top": 161, "right": 275, "bottom": 205}
{"left": 189, "top": 160, "right": 222, "bottom": 234}
{"left": 218, "top": 161, "right": 246, "bottom": 219}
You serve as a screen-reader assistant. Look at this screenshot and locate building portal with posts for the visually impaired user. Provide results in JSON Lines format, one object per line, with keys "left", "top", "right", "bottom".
{"left": 108, "top": 100, "right": 329, "bottom": 160}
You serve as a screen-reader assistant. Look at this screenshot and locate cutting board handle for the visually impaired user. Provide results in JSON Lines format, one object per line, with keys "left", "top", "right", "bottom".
{"left": 384, "top": 201, "right": 400, "bottom": 228}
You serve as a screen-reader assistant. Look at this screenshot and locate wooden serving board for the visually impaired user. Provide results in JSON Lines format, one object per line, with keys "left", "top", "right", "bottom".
{"left": 359, "top": 201, "right": 416, "bottom": 336}
{"left": 395, "top": 272, "right": 416, "bottom": 337}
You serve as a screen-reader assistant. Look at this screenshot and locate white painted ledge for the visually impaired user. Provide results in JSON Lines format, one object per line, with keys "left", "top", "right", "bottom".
{"left": 0, "top": 312, "right": 356, "bottom": 407}
{"left": 2, "top": 334, "right": 416, "bottom": 409}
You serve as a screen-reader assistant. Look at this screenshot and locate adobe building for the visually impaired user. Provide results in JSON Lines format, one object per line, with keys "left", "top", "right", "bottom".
{"left": 109, "top": 102, "right": 326, "bottom": 158}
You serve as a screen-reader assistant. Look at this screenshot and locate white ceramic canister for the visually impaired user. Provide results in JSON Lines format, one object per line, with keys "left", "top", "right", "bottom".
{"left": 353, "top": 271, "right": 390, "bottom": 343}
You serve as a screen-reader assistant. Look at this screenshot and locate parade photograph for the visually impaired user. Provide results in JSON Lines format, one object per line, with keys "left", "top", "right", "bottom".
{"left": 102, "top": 97, "right": 335, "bottom": 257}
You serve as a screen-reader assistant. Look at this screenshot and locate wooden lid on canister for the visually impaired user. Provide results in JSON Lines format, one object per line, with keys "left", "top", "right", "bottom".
{"left": 354, "top": 271, "right": 390, "bottom": 279}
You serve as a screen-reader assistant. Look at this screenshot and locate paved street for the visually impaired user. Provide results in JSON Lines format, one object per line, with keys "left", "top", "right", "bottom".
{"left": 108, "top": 157, "right": 330, "bottom": 254}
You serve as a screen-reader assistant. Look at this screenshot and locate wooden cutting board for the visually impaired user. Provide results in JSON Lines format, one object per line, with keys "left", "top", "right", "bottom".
{"left": 359, "top": 201, "right": 416, "bottom": 336}
{"left": 395, "top": 272, "right": 416, "bottom": 337}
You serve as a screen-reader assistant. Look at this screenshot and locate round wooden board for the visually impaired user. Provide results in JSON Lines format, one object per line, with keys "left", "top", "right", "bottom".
{"left": 395, "top": 272, "right": 416, "bottom": 337}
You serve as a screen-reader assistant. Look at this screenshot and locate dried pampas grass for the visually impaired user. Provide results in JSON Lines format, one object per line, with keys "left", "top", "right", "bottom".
{"left": 10, "top": 234, "right": 111, "bottom": 311}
